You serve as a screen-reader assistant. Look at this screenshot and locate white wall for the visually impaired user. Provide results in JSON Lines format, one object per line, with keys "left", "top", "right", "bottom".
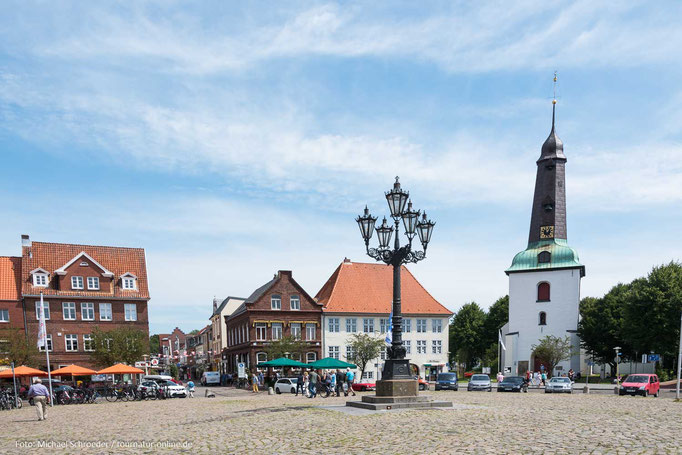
{"left": 508, "top": 268, "right": 582, "bottom": 375}
{"left": 322, "top": 313, "right": 450, "bottom": 380}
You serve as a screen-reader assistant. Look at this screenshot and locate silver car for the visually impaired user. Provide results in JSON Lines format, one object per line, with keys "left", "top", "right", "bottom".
{"left": 467, "top": 374, "right": 492, "bottom": 392}
{"left": 545, "top": 377, "right": 573, "bottom": 394}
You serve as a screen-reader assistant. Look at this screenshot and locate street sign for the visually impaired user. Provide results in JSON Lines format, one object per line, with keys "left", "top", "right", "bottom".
{"left": 238, "top": 362, "right": 246, "bottom": 379}
{"left": 648, "top": 354, "right": 660, "bottom": 362}
{"left": 642, "top": 354, "right": 648, "bottom": 364}
{"left": 135, "top": 361, "right": 149, "bottom": 368}
{"left": 151, "top": 358, "right": 159, "bottom": 366}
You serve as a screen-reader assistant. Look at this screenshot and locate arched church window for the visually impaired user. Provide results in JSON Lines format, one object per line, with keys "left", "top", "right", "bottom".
{"left": 537, "top": 282, "right": 550, "bottom": 302}
{"left": 538, "top": 251, "right": 551, "bottom": 263}
{"left": 539, "top": 312, "right": 547, "bottom": 326}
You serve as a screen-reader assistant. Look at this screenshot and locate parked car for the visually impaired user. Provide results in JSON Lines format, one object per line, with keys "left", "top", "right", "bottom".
{"left": 619, "top": 374, "right": 660, "bottom": 397}
{"left": 417, "top": 376, "right": 430, "bottom": 391}
{"left": 274, "top": 378, "right": 297, "bottom": 394}
{"left": 158, "top": 380, "right": 188, "bottom": 398}
{"left": 545, "top": 377, "right": 573, "bottom": 394}
{"left": 435, "top": 372, "right": 459, "bottom": 391}
{"left": 467, "top": 374, "right": 492, "bottom": 392}
{"left": 137, "top": 381, "right": 160, "bottom": 394}
{"left": 351, "top": 382, "right": 376, "bottom": 392}
{"left": 201, "top": 371, "right": 220, "bottom": 386}
{"left": 497, "top": 376, "right": 528, "bottom": 393}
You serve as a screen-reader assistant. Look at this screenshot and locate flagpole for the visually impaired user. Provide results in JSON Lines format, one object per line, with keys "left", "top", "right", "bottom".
{"left": 11, "top": 362, "right": 18, "bottom": 408}
{"left": 39, "top": 292, "right": 53, "bottom": 407}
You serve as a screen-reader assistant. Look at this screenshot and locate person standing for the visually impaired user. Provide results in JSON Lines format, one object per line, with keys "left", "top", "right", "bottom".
{"left": 303, "top": 370, "right": 309, "bottom": 397}
{"left": 251, "top": 371, "right": 260, "bottom": 393}
{"left": 187, "top": 380, "right": 195, "bottom": 398}
{"left": 541, "top": 371, "right": 547, "bottom": 387}
{"left": 345, "top": 368, "right": 356, "bottom": 396}
{"left": 295, "top": 370, "right": 305, "bottom": 396}
{"left": 308, "top": 369, "right": 318, "bottom": 398}
{"left": 496, "top": 371, "right": 504, "bottom": 384}
{"left": 330, "top": 370, "right": 337, "bottom": 395}
{"left": 335, "top": 369, "right": 346, "bottom": 397}
{"left": 27, "top": 378, "right": 50, "bottom": 421}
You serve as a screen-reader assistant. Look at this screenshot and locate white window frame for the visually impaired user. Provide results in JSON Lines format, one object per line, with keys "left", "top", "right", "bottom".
{"left": 290, "top": 295, "right": 300, "bottom": 310}
{"left": 255, "top": 323, "right": 267, "bottom": 341}
{"left": 306, "top": 352, "right": 317, "bottom": 363}
{"left": 99, "top": 303, "right": 112, "bottom": 321}
{"left": 328, "top": 318, "right": 340, "bottom": 333}
{"left": 87, "top": 276, "right": 100, "bottom": 290}
{"left": 380, "top": 346, "right": 386, "bottom": 360}
{"left": 39, "top": 334, "right": 52, "bottom": 352}
{"left": 432, "top": 319, "right": 442, "bottom": 333}
{"left": 306, "top": 323, "right": 316, "bottom": 341}
{"left": 432, "top": 340, "right": 442, "bottom": 354}
{"left": 328, "top": 346, "right": 339, "bottom": 359}
{"left": 71, "top": 276, "right": 84, "bottom": 290}
{"left": 417, "top": 319, "right": 427, "bottom": 333}
{"left": 62, "top": 302, "right": 76, "bottom": 320}
{"left": 33, "top": 273, "right": 48, "bottom": 287}
{"left": 380, "top": 318, "right": 390, "bottom": 334}
{"left": 362, "top": 371, "right": 374, "bottom": 380}
{"left": 346, "top": 345, "right": 356, "bottom": 360}
{"left": 404, "top": 340, "right": 411, "bottom": 354}
{"left": 256, "top": 352, "right": 267, "bottom": 364}
{"left": 35, "top": 301, "right": 50, "bottom": 320}
{"left": 0, "top": 309, "right": 9, "bottom": 322}
{"left": 124, "top": 303, "right": 137, "bottom": 321}
{"left": 122, "top": 276, "right": 137, "bottom": 290}
{"left": 290, "top": 323, "right": 301, "bottom": 339}
{"left": 271, "top": 295, "right": 281, "bottom": 310}
{"left": 404, "top": 318, "right": 411, "bottom": 333}
{"left": 363, "top": 318, "right": 374, "bottom": 333}
{"left": 65, "top": 334, "right": 79, "bottom": 352}
{"left": 81, "top": 302, "right": 95, "bottom": 321}
{"left": 83, "top": 334, "right": 94, "bottom": 352}
{"left": 346, "top": 318, "right": 357, "bottom": 333}
{"left": 417, "top": 340, "right": 426, "bottom": 354}
{"left": 272, "top": 323, "right": 282, "bottom": 340}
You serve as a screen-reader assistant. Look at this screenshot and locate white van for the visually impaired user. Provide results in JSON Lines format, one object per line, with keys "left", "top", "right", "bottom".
{"left": 201, "top": 371, "right": 220, "bottom": 386}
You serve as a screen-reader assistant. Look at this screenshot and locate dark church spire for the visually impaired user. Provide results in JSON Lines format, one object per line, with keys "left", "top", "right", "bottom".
{"left": 527, "top": 73, "right": 568, "bottom": 245}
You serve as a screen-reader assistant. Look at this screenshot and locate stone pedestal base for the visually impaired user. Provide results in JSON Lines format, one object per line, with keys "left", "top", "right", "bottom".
{"left": 346, "top": 395, "right": 453, "bottom": 411}
{"left": 376, "top": 379, "right": 418, "bottom": 397}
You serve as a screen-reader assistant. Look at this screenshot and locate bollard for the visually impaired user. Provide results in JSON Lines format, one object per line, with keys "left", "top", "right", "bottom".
{"left": 583, "top": 385, "right": 589, "bottom": 394}
{"left": 268, "top": 387, "right": 274, "bottom": 395}
{"left": 614, "top": 386, "right": 619, "bottom": 395}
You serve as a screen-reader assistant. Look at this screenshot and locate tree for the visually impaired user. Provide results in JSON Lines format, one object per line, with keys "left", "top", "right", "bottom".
{"left": 149, "top": 334, "right": 160, "bottom": 354}
{"left": 90, "top": 327, "right": 148, "bottom": 367}
{"left": 531, "top": 335, "right": 573, "bottom": 377}
{"left": 0, "top": 328, "right": 40, "bottom": 367}
{"left": 449, "top": 302, "right": 487, "bottom": 370}
{"left": 346, "top": 333, "right": 385, "bottom": 380}
{"left": 482, "top": 295, "right": 509, "bottom": 352}
{"left": 265, "top": 335, "right": 308, "bottom": 361}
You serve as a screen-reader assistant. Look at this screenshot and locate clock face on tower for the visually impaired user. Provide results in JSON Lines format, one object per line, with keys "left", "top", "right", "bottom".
{"left": 540, "top": 225, "right": 555, "bottom": 239}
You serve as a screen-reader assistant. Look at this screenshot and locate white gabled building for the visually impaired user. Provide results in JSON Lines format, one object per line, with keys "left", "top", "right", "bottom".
{"left": 316, "top": 259, "right": 453, "bottom": 381}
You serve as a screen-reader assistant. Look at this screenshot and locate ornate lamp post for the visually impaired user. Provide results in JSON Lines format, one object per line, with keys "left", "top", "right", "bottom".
{"left": 356, "top": 177, "right": 435, "bottom": 385}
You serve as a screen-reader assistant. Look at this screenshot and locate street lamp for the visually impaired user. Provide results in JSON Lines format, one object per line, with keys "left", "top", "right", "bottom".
{"left": 356, "top": 177, "right": 435, "bottom": 384}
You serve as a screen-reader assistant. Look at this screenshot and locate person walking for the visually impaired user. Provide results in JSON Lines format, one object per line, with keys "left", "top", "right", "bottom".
{"left": 496, "top": 371, "right": 504, "bottom": 384}
{"left": 295, "top": 370, "right": 305, "bottom": 396}
{"left": 345, "top": 368, "right": 356, "bottom": 396}
{"left": 330, "top": 369, "right": 337, "bottom": 395}
{"left": 541, "top": 371, "right": 547, "bottom": 387}
{"left": 308, "top": 369, "right": 318, "bottom": 398}
{"left": 187, "top": 380, "right": 195, "bottom": 398}
{"left": 303, "top": 370, "right": 310, "bottom": 397}
{"left": 335, "top": 369, "right": 346, "bottom": 397}
{"left": 251, "top": 371, "right": 260, "bottom": 393}
{"left": 27, "top": 378, "right": 50, "bottom": 421}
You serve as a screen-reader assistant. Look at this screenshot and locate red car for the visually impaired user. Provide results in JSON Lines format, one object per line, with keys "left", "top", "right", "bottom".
{"left": 352, "top": 382, "right": 376, "bottom": 392}
{"left": 619, "top": 374, "right": 659, "bottom": 397}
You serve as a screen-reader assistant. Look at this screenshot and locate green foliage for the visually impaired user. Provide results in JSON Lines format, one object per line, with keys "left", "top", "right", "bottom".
{"left": 169, "top": 363, "right": 179, "bottom": 380}
{"left": 578, "top": 291, "right": 630, "bottom": 373}
{"left": 531, "top": 335, "right": 573, "bottom": 377}
{"left": 188, "top": 329, "right": 200, "bottom": 335}
{"left": 449, "top": 302, "right": 487, "bottom": 370}
{"left": 265, "top": 335, "right": 308, "bottom": 361}
{"left": 347, "top": 333, "right": 385, "bottom": 379}
{"left": 0, "top": 328, "right": 40, "bottom": 367}
{"left": 149, "top": 334, "right": 160, "bottom": 354}
{"left": 482, "top": 295, "right": 508, "bottom": 351}
{"left": 90, "top": 327, "right": 148, "bottom": 367}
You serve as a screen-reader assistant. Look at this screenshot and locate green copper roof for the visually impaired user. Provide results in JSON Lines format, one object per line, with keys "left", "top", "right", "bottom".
{"left": 506, "top": 239, "right": 584, "bottom": 275}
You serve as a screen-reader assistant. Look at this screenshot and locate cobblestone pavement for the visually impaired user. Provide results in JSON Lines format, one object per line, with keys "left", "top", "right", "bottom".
{"left": 1, "top": 388, "right": 680, "bottom": 454}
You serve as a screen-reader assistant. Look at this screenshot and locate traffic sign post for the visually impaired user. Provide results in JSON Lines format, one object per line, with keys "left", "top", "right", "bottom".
{"left": 238, "top": 362, "right": 246, "bottom": 379}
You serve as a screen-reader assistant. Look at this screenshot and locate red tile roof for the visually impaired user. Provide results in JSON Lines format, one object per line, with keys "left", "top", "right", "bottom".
{"left": 21, "top": 241, "right": 149, "bottom": 299}
{"left": 0, "top": 257, "right": 21, "bottom": 301}
{"left": 316, "top": 260, "right": 452, "bottom": 315}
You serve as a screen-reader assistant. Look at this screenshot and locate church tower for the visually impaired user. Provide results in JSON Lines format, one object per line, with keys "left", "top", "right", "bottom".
{"left": 503, "top": 77, "right": 585, "bottom": 376}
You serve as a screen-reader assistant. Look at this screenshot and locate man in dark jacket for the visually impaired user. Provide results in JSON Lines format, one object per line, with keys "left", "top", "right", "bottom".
{"left": 335, "top": 369, "right": 346, "bottom": 396}
{"left": 295, "top": 370, "right": 305, "bottom": 396}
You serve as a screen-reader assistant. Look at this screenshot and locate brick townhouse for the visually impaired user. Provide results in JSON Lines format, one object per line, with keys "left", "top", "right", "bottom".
{"left": 224, "top": 270, "right": 323, "bottom": 373}
{"left": 0, "top": 235, "right": 151, "bottom": 370}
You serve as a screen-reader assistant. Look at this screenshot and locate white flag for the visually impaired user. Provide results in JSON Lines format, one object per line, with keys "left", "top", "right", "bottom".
{"left": 498, "top": 329, "right": 506, "bottom": 351}
{"left": 384, "top": 311, "right": 393, "bottom": 345}
{"left": 37, "top": 294, "right": 47, "bottom": 349}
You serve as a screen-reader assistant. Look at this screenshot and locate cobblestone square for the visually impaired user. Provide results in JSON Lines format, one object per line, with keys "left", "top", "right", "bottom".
{"left": 1, "top": 388, "right": 680, "bottom": 454}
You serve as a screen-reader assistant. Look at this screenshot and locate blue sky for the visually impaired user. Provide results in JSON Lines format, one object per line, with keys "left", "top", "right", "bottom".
{"left": 1, "top": 1, "right": 680, "bottom": 334}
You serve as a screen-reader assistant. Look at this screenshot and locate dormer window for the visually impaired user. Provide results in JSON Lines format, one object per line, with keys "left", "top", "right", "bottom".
{"left": 87, "top": 277, "right": 100, "bottom": 290}
{"left": 121, "top": 273, "right": 137, "bottom": 290}
{"left": 71, "top": 276, "right": 84, "bottom": 290}
{"left": 33, "top": 273, "right": 48, "bottom": 287}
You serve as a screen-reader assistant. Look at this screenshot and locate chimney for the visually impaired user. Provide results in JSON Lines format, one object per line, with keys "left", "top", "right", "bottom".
{"left": 278, "top": 270, "right": 292, "bottom": 279}
{"left": 343, "top": 257, "right": 351, "bottom": 263}
{"left": 21, "top": 234, "right": 31, "bottom": 247}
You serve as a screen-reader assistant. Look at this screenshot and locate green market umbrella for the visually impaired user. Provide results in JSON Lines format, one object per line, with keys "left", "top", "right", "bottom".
{"left": 308, "top": 357, "right": 357, "bottom": 369}
{"left": 258, "top": 357, "right": 309, "bottom": 368}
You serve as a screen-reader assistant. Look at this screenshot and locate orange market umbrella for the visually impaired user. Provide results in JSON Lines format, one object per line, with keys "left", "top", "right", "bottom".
{"left": 50, "top": 364, "right": 97, "bottom": 377}
{"left": 0, "top": 365, "right": 49, "bottom": 378}
{"left": 96, "top": 363, "right": 144, "bottom": 375}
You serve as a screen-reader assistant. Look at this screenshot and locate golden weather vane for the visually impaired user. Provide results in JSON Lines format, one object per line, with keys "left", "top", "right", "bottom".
{"left": 552, "top": 71, "right": 558, "bottom": 105}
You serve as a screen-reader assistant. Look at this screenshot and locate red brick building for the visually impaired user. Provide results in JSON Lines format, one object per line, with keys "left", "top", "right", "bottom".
{"left": 0, "top": 235, "right": 151, "bottom": 370}
{"left": 224, "top": 270, "right": 322, "bottom": 373}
